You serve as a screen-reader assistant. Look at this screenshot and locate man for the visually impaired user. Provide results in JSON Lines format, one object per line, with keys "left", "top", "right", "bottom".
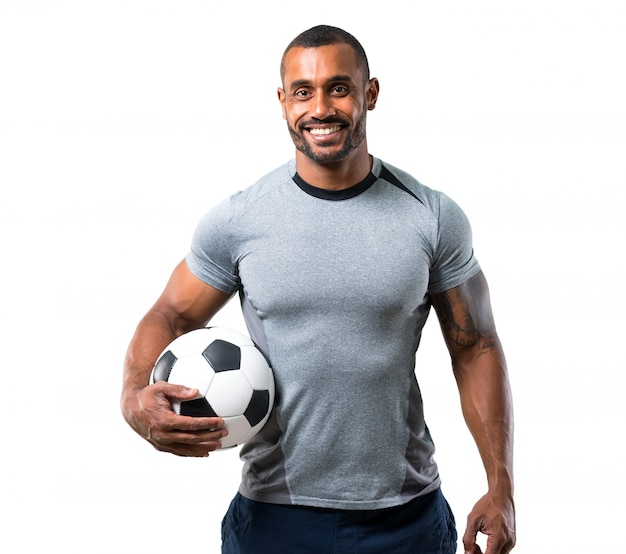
{"left": 122, "top": 25, "right": 515, "bottom": 554}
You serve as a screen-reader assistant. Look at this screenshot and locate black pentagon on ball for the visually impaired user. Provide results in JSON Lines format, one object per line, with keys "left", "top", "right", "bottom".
{"left": 203, "top": 339, "right": 241, "bottom": 372}
{"left": 180, "top": 397, "right": 218, "bottom": 418}
{"left": 244, "top": 389, "right": 271, "bottom": 427}
{"left": 153, "top": 350, "right": 177, "bottom": 382}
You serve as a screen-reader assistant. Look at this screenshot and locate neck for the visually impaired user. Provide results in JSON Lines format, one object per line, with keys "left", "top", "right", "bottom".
{"left": 295, "top": 143, "right": 372, "bottom": 190}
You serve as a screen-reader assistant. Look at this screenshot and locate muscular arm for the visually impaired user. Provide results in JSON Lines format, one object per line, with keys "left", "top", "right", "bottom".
{"left": 121, "top": 259, "right": 233, "bottom": 456}
{"left": 431, "top": 270, "right": 516, "bottom": 554}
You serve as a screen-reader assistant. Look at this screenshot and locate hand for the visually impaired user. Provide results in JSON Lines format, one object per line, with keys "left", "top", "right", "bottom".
{"left": 463, "top": 490, "right": 516, "bottom": 554}
{"left": 122, "top": 381, "right": 228, "bottom": 457}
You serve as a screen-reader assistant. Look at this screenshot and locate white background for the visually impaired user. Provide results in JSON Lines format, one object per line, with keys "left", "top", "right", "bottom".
{"left": 2, "top": 1, "right": 624, "bottom": 552}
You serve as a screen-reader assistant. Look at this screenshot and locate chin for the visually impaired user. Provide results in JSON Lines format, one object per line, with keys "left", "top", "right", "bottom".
{"left": 300, "top": 139, "right": 355, "bottom": 164}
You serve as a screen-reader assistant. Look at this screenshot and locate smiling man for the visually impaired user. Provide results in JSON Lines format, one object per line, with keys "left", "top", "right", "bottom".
{"left": 278, "top": 40, "right": 376, "bottom": 175}
{"left": 122, "top": 25, "right": 515, "bottom": 554}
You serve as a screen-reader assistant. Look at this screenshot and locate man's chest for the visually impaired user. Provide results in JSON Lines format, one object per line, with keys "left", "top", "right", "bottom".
{"left": 235, "top": 207, "right": 435, "bottom": 319}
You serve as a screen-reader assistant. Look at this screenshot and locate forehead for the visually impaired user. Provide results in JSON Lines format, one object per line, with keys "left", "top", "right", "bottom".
{"left": 282, "top": 43, "right": 364, "bottom": 88}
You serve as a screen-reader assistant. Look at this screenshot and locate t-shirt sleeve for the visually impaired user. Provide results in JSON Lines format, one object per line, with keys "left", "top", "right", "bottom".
{"left": 185, "top": 196, "right": 241, "bottom": 294}
{"left": 428, "top": 192, "right": 481, "bottom": 294}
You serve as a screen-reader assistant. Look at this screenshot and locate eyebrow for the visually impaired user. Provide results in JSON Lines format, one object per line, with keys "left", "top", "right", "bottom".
{"left": 288, "top": 74, "right": 356, "bottom": 91}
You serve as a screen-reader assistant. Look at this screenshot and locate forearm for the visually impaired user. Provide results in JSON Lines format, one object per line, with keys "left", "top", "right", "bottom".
{"left": 454, "top": 342, "right": 514, "bottom": 495}
{"left": 122, "top": 274, "right": 225, "bottom": 402}
{"left": 432, "top": 272, "right": 516, "bottom": 550}
{"left": 123, "top": 310, "right": 177, "bottom": 392}
{"left": 120, "top": 308, "right": 229, "bottom": 455}
{"left": 120, "top": 261, "right": 233, "bottom": 455}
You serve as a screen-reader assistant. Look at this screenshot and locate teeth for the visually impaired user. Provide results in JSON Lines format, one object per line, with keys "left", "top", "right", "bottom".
{"left": 309, "top": 126, "right": 341, "bottom": 135}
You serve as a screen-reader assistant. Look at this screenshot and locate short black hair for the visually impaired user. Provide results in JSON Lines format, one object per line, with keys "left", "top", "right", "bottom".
{"left": 280, "top": 25, "right": 370, "bottom": 84}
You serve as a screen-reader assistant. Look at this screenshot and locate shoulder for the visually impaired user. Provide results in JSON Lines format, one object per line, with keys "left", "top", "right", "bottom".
{"left": 229, "top": 161, "right": 295, "bottom": 210}
{"left": 373, "top": 158, "right": 464, "bottom": 220}
{"left": 197, "top": 161, "right": 294, "bottom": 223}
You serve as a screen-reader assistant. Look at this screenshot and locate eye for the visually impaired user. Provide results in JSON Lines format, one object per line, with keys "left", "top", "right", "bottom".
{"left": 294, "top": 89, "right": 311, "bottom": 99}
{"left": 331, "top": 85, "right": 350, "bottom": 96}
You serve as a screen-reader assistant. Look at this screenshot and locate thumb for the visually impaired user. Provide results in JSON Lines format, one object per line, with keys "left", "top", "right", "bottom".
{"left": 156, "top": 382, "right": 200, "bottom": 400}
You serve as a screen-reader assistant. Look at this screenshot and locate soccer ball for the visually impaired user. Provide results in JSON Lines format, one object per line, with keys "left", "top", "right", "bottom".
{"left": 150, "top": 326, "right": 274, "bottom": 449}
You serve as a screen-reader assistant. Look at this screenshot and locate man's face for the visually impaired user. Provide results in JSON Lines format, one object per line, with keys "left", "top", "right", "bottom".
{"left": 278, "top": 43, "right": 378, "bottom": 165}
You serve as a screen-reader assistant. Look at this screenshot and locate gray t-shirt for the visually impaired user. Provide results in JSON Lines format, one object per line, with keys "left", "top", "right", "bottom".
{"left": 186, "top": 157, "right": 480, "bottom": 510}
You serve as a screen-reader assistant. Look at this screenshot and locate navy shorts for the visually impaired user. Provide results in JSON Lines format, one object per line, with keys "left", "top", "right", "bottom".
{"left": 221, "top": 488, "right": 457, "bottom": 553}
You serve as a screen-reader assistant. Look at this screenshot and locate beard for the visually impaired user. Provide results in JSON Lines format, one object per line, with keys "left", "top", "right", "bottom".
{"left": 287, "top": 109, "right": 367, "bottom": 164}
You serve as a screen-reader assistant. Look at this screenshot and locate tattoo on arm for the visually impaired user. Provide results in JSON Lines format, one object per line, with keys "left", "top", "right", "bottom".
{"left": 432, "top": 272, "right": 498, "bottom": 351}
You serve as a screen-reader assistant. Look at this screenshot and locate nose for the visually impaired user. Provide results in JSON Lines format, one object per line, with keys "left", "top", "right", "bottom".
{"left": 311, "top": 91, "right": 335, "bottom": 119}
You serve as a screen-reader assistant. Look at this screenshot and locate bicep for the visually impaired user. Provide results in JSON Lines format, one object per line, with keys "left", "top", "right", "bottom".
{"left": 431, "top": 270, "right": 510, "bottom": 418}
{"left": 430, "top": 270, "right": 499, "bottom": 359}
{"left": 152, "top": 259, "right": 234, "bottom": 333}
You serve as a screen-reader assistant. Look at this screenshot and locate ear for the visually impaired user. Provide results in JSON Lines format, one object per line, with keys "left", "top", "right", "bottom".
{"left": 277, "top": 87, "right": 287, "bottom": 120}
{"left": 365, "top": 78, "right": 380, "bottom": 111}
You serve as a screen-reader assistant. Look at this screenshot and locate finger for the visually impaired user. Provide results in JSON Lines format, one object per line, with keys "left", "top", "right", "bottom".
{"left": 463, "top": 522, "right": 482, "bottom": 554}
{"left": 484, "top": 533, "right": 515, "bottom": 554}
{"left": 157, "top": 440, "right": 224, "bottom": 457}
{"left": 462, "top": 536, "right": 482, "bottom": 554}
{"left": 148, "top": 426, "right": 228, "bottom": 456}
{"left": 154, "top": 382, "right": 202, "bottom": 400}
{"left": 153, "top": 424, "right": 228, "bottom": 445}
{"left": 176, "top": 427, "right": 229, "bottom": 444}
{"left": 169, "top": 415, "right": 227, "bottom": 432}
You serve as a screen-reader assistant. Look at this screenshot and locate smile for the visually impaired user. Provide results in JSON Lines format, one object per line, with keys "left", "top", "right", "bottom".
{"left": 308, "top": 125, "right": 342, "bottom": 136}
